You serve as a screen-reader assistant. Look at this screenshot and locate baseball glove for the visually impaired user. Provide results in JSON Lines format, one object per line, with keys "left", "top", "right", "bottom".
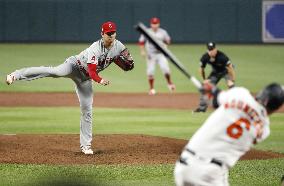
{"left": 114, "top": 48, "right": 134, "bottom": 71}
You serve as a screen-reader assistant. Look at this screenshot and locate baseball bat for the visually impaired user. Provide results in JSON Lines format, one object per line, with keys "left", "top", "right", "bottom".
{"left": 135, "top": 22, "right": 202, "bottom": 90}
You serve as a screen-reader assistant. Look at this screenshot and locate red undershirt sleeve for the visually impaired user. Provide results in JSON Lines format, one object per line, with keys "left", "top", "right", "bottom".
{"left": 87, "top": 63, "right": 102, "bottom": 83}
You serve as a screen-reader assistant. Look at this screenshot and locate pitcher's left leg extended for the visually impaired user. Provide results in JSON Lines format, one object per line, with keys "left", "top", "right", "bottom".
{"left": 7, "top": 58, "right": 74, "bottom": 84}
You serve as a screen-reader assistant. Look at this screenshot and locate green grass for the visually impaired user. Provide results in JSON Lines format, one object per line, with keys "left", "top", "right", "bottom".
{"left": 0, "top": 164, "right": 174, "bottom": 186}
{"left": 0, "top": 107, "right": 283, "bottom": 185}
{"left": 0, "top": 107, "right": 283, "bottom": 153}
{"left": 0, "top": 107, "right": 203, "bottom": 138}
{"left": 1, "top": 44, "right": 284, "bottom": 93}
{"left": 1, "top": 43, "right": 284, "bottom": 185}
{"left": 0, "top": 159, "right": 283, "bottom": 186}
{"left": 230, "top": 158, "right": 284, "bottom": 186}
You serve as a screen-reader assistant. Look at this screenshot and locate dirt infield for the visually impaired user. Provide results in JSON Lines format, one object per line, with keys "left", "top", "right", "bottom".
{"left": 0, "top": 92, "right": 283, "bottom": 165}
{"left": 0, "top": 92, "right": 200, "bottom": 109}
{"left": 1, "top": 92, "right": 283, "bottom": 112}
{"left": 0, "top": 134, "right": 283, "bottom": 165}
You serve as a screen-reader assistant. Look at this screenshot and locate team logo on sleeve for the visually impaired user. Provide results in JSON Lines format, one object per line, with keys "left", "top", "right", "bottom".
{"left": 91, "top": 56, "right": 96, "bottom": 62}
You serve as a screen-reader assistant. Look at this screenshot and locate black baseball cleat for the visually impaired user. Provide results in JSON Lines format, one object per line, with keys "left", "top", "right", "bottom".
{"left": 193, "top": 108, "right": 206, "bottom": 113}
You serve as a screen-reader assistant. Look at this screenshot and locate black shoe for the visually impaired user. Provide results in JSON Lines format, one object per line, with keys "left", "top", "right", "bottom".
{"left": 193, "top": 108, "right": 206, "bottom": 113}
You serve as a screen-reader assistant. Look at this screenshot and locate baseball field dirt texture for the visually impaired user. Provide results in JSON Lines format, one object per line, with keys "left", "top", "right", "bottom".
{"left": 1, "top": 92, "right": 283, "bottom": 165}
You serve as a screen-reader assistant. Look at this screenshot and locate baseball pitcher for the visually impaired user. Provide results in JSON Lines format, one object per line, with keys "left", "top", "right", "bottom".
{"left": 139, "top": 17, "right": 175, "bottom": 95}
{"left": 6, "top": 21, "right": 134, "bottom": 155}
{"left": 174, "top": 82, "right": 284, "bottom": 186}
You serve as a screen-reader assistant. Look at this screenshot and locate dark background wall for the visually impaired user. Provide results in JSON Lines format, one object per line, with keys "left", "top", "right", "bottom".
{"left": 0, "top": 0, "right": 262, "bottom": 43}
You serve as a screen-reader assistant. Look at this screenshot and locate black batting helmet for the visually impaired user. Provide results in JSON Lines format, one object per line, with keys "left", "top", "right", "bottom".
{"left": 256, "top": 83, "right": 284, "bottom": 113}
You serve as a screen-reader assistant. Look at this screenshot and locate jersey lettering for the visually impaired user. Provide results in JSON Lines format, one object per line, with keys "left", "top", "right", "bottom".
{"left": 224, "top": 100, "right": 262, "bottom": 124}
{"left": 227, "top": 118, "right": 250, "bottom": 139}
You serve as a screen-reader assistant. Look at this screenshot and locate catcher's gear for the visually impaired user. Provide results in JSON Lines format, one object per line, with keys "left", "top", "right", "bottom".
{"left": 114, "top": 48, "right": 134, "bottom": 71}
{"left": 256, "top": 83, "right": 284, "bottom": 113}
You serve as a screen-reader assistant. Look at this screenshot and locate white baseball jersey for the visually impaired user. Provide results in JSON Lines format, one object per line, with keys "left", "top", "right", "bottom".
{"left": 186, "top": 87, "right": 270, "bottom": 168}
{"left": 139, "top": 28, "right": 170, "bottom": 55}
{"left": 75, "top": 39, "right": 126, "bottom": 73}
{"left": 11, "top": 37, "right": 127, "bottom": 152}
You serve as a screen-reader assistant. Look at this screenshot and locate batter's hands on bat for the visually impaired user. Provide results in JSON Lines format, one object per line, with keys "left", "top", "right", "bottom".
{"left": 203, "top": 79, "right": 211, "bottom": 84}
{"left": 99, "top": 79, "right": 110, "bottom": 86}
{"left": 200, "top": 81, "right": 217, "bottom": 100}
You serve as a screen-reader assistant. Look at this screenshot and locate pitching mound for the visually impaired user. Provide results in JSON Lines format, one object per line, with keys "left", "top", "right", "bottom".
{"left": 0, "top": 134, "right": 283, "bottom": 165}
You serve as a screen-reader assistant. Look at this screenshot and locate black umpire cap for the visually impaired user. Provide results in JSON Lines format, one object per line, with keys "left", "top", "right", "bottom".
{"left": 207, "top": 42, "right": 216, "bottom": 51}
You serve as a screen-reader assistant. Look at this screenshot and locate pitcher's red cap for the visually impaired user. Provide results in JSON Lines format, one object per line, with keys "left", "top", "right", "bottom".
{"left": 101, "top": 21, "right": 116, "bottom": 34}
{"left": 150, "top": 17, "right": 160, "bottom": 24}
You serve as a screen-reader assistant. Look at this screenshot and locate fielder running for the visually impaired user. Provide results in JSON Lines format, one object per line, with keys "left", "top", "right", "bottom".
{"left": 6, "top": 21, "right": 134, "bottom": 155}
{"left": 139, "top": 17, "right": 175, "bottom": 95}
{"left": 194, "top": 42, "right": 236, "bottom": 112}
{"left": 174, "top": 82, "right": 284, "bottom": 186}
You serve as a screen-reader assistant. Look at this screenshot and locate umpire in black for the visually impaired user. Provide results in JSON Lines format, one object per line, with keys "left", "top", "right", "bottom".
{"left": 194, "top": 42, "right": 236, "bottom": 112}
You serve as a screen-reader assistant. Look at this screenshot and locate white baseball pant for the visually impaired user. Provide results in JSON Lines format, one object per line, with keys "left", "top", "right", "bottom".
{"left": 174, "top": 150, "right": 229, "bottom": 186}
{"left": 146, "top": 53, "right": 170, "bottom": 76}
{"left": 12, "top": 56, "right": 93, "bottom": 148}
